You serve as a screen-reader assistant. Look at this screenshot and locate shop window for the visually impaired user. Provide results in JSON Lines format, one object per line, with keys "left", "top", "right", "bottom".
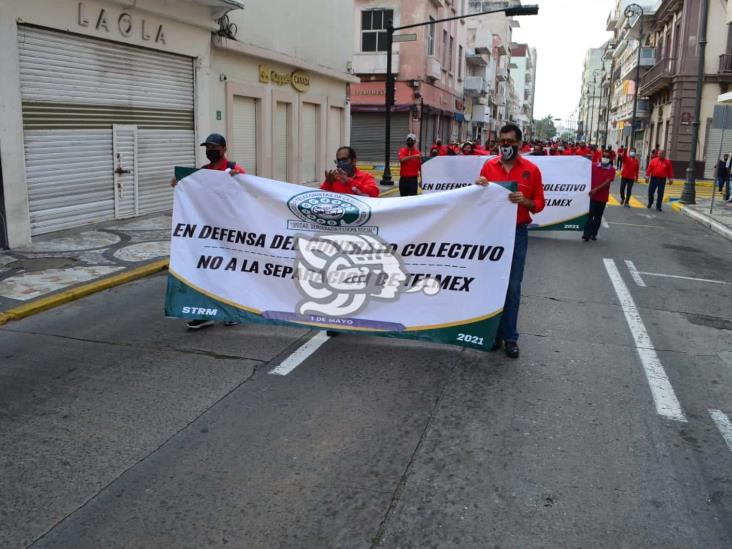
{"left": 361, "top": 9, "right": 394, "bottom": 52}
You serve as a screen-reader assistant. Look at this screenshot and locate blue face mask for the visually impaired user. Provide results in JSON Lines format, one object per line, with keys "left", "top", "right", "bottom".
{"left": 337, "top": 159, "right": 355, "bottom": 177}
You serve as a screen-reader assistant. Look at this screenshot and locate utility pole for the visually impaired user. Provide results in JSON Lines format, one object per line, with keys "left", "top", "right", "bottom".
{"left": 625, "top": 3, "right": 644, "bottom": 150}
{"left": 680, "top": 0, "right": 709, "bottom": 204}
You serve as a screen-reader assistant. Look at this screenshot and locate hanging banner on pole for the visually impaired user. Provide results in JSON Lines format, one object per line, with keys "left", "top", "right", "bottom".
{"left": 165, "top": 170, "right": 518, "bottom": 351}
{"left": 421, "top": 156, "right": 591, "bottom": 230}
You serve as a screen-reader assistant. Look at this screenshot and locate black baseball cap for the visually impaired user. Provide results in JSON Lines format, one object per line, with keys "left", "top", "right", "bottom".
{"left": 200, "top": 133, "right": 226, "bottom": 147}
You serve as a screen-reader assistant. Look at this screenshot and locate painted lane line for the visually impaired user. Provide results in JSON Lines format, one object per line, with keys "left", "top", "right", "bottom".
{"left": 709, "top": 409, "right": 732, "bottom": 453}
{"left": 624, "top": 260, "right": 647, "bottom": 288}
{"left": 601, "top": 218, "right": 610, "bottom": 229}
{"left": 608, "top": 221, "right": 660, "bottom": 228}
{"left": 269, "top": 331, "right": 331, "bottom": 376}
{"left": 603, "top": 258, "right": 687, "bottom": 422}
{"left": 638, "top": 271, "right": 730, "bottom": 285}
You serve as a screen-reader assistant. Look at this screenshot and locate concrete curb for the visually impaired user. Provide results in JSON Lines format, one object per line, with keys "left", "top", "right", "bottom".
{"left": 0, "top": 258, "right": 169, "bottom": 326}
{"left": 671, "top": 202, "right": 732, "bottom": 243}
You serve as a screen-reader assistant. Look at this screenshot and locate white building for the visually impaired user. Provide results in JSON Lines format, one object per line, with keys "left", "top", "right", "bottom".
{"left": 0, "top": 0, "right": 356, "bottom": 249}
{"left": 510, "top": 44, "right": 536, "bottom": 139}
{"left": 578, "top": 47, "right": 609, "bottom": 144}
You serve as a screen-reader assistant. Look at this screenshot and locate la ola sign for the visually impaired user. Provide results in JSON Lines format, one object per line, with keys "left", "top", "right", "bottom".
{"left": 77, "top": 2, "right": 166, "bottom": 44}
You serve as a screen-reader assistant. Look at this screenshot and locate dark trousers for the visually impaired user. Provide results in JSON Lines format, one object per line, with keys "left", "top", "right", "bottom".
{"left": 616, "top": 157, "right": 623, "bottom": 170}
{"left": 399, "top": 176, "right": 419, "bottom": 196}
{"left": 583, "top": 200, "right": 607, "bottom": 238}
{"left": 496, "top": 224, "right": 528, "bottom": 343}
{"left": 619, "top": 178, "right": 634, "bottom": 204}
{"left": 648, "top": 176, "right": 667, "bottom": 210}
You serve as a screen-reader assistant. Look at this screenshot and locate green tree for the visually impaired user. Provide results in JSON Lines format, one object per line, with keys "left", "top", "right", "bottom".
{"left": 559, "top": 131, "right": 574, "bottom": 142}
{"left": 535, "top": 116, "right": 557, "bottom": 141}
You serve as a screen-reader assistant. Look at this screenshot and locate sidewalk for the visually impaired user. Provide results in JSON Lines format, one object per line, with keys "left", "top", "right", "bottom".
{"left": 671, "top": 194, "right": 732, "bottom": 243}
{"left": 0, "top": 179, "right": 399, "bottom": 324}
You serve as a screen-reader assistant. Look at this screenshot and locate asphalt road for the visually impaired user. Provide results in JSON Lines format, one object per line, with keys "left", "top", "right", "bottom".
{"left": 2, "top": 191, "right": 731, "bottom": 548}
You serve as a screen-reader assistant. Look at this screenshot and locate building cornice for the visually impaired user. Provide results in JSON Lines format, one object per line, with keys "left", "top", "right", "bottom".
{"left": 212, "top": 36, "right": 360, "bottom": 84}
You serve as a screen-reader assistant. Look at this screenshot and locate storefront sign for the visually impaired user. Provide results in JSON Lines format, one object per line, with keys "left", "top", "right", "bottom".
{"left": 259, "top": 65, "right": 311, "bottom": 93}
{"left": 78, "top": 2, "right": 166, "bottom": 44}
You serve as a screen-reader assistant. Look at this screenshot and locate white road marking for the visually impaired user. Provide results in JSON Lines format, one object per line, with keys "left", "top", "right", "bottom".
{"left": 624, "top": 260, "right": 647, "bottom": 287}
{"left": 603, "top": 258, "right": 687, "bottom": 422}
{"left": 637, "top": 271, "right": 730, "bottom": 285}
{"left": 601, "top": 218, "right": 610, "bottom": 229}
{"left": 269, "top": 331, "right": 331, "bottom": 376}
{"left": 709, "top": 409, "right": 732, "bottom": 453}
{"left": 608, "top": 221, "right": 660, "bottom": 228}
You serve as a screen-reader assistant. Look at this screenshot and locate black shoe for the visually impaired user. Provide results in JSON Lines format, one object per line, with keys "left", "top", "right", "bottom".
{"left": 505, "top": 341, "right": 520, "bottom": 359}
{"left": 647, "top": 204, "right": 652, "bottom": 209}
{"left": 491, "top": 338, "right": 503, "bottom": 351}
{"left": 656, "top": 207, "right": 662, "bottom": 212}
{"left": 186, "top": 319, "right": 215, "bottom": 330}
{"left": 223, "top": 321, "right": 239, "bottom": 327}
{"left": 590, "top": 235, "right": 597, "bottom": 241}
{"left": 326, "top": 330, "right": 338, "bottom": 337}
{"left": 582, "top": 235, "right": 589, "bottom": 242}
{"left": 624, "top": 203, "right": 630, "bottom": 208}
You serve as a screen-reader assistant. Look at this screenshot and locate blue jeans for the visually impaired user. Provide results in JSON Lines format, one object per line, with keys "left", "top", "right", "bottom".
{"left": 648, "top": 176, "right": 667, "bottom": 210}
{"left": 497, "top": 224, "right": 528, "bottom": 343}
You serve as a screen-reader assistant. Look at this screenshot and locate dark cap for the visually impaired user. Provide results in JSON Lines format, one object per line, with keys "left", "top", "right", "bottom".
{"left": 200, "top": 133, "right": 226, "bottom": 147}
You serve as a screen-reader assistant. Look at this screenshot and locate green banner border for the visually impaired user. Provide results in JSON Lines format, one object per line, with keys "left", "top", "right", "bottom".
{"left": 165, "top": 274, "right": 501, "bottom": 352}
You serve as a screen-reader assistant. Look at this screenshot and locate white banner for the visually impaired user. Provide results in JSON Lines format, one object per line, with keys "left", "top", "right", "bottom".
{"left": 165, "top": 170, "right": 518, "bottom": 351}
{"left": 421, "top": 156, "right": 592, "bottom": 230}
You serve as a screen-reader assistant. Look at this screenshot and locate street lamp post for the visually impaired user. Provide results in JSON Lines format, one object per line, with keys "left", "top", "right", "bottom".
{"left": 680, "top": 0, "right": 709, "bottom": 204}
{"left": 589, "top": 70, "right": 602, "bottom": 145}
{"left": 624, "top": 3, "right": 644, "bottom": 150}
{"left": 379, "top": 4, "right": 539, "bottom": 185}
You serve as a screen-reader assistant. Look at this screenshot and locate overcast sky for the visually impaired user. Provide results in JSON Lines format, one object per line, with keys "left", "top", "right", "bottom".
{"left": 512, "top": 0, "right": 615, "bottom": 124}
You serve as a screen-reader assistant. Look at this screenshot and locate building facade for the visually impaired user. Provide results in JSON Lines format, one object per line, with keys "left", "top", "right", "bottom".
{"left": 0, "top": 0, "right": 355, "bottom": 249}
{"left": 578, "top": 47, "right": 608, "bottom": 145}
{"left": 349, "top": 0, "right": 469, "bottom": 162}
{"left": 602, "top": 0, "right": 732, "bottom": 174}
{"left": 510, "top": 44, "right": 537, "bottom": 139}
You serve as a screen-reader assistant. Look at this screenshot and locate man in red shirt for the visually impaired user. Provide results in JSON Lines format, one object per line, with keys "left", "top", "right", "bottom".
{"left": 430, "top": 138, "right": 448, "bottom": 156}
{"left": 583, "top": 150, "right": 615, "bottom": 241}
{"left": 474, "top": 123, "right": 545, "bottom": 359}
{"left": 617, "top": 145, "right": 626, "bottom": 169}
{"left": 645, "top": 149, "right": 674, "bottom": 211}
{"left": 321, "top": 146, "right": 380, "bottom": 197}
{"left": 398, "top": 133, "right": 421, "bottom": 196}
{"left": 170, "top": 133, "right": 245, "bottom": 330}
{"left": 619, "top": 147, "right": 639, "bottom": 207}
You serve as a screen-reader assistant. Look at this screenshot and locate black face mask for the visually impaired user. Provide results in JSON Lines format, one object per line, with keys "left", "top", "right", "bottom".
{"left": 499, "top": 145, "right": 518, "bottom": 161}
{"left": 206, "top": 149, "right": 222, "bottom": 163}
{"left": 337, "top": 159, "right": 355, "bottom": 177}
{"left": 406, "top": 140, "right": 415, "bottom": 148}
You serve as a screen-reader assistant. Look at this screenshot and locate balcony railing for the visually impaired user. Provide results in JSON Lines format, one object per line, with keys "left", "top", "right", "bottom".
{"left": 464, "top": 75, "right": 487, "bottom": 96}
{"left": 720, "top": 54, "right": 732, "bottom": 74}
{"left": 639, "top": 57, "right": 675, "bottom": 96}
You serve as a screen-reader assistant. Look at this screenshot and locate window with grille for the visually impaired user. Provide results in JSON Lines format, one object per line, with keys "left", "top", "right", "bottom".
{"left": 361, "top": 9, "right": 394, "bottom": 52}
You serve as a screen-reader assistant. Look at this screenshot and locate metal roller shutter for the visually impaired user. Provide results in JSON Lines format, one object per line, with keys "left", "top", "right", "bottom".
{"left": 350, "top": 112, "right": 409, "bottom": 163}
{"left": 300, "top": 103, "right": 317, "bottom": 183}
{"left": 17, "top": 25, "right": 194, "bottom": 235}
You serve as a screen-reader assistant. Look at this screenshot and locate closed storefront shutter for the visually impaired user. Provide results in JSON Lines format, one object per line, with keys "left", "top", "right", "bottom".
{"left": 17, "top": 25, "right": 194, "bottom": 235}
{"left": 231, "top": 96, "right": 258, "bottom": 175}
{"left": 300, "top": 103, "right": 318, "bottom": 183}
{"left": 350, "top": 112, "right": 409, "bottom": 163}
{"left": 274, "top": 102, "right": 289, "bottom": 181}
